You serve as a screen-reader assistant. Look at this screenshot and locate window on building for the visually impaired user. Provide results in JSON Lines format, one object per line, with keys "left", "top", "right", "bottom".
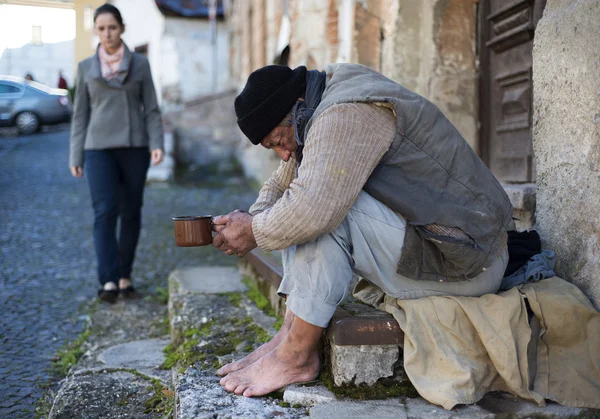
{"left": 32, "top": 26, "right": 42, "bottom": 45}
{"left": 84, "top": 6, "right": 94, "bottom": 32}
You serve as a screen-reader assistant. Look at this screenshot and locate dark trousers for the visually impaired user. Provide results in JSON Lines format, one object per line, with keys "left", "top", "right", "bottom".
{"left": 84, "top": 148, "right": 150, "bottom": 285}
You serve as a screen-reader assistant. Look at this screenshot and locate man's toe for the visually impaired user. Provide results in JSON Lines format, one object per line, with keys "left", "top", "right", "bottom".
{"left": 224, "top": 380, "right": 239, "bottom": 392}
{"left": 242, "top": 387, "right": 256, "bottom": 397}
{"left": 234, "top": 384, "right": 247, "bottom": 395}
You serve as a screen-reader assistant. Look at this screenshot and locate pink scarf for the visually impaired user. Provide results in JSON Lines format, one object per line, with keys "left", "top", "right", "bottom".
{"left": 98, "top": 43, "right": 125, "bottom": 80}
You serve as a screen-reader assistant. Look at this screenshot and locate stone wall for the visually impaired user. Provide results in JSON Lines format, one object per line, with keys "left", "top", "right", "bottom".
{"left": 532, "top": 0, "right": 600, "bottom": 309}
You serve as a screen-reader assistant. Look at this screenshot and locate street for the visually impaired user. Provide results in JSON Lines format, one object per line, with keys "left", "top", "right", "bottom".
{"left": 0, "top": 126, "right": 257, "bottom": 418}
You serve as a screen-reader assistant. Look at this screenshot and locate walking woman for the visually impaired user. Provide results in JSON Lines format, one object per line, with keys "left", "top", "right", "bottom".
{"left": 69, "top": 3, "right": 164, "bottom": 303}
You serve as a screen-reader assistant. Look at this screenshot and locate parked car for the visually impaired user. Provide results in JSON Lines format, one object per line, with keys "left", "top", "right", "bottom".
{"left": 0, "top": 76, "right": 72, "bottom": 135}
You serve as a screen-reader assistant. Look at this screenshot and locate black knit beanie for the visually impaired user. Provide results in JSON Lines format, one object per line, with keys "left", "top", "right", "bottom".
{"left": 235, "top": 65, "right": 307, "bottom": 145}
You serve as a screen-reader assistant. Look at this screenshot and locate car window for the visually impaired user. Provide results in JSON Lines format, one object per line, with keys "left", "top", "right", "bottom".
{"left": 0, "top": 83, "right": 22, "bottom": 94}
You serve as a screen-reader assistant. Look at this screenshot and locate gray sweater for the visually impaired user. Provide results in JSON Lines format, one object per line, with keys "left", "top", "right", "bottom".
{"left": 69, "top": 44, "right": 164, "bottom": 167}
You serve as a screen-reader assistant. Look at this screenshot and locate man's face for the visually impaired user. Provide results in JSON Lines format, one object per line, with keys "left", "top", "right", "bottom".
{"left": 260, "top": 125, "right": 297, "bottom": 162}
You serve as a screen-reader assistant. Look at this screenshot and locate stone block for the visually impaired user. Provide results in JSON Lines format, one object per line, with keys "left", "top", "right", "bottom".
{"left": 532, "top": 0, "right": 600, "bottom": 309}
{"left": 309, "top": 399, "right": 406, "bottom": 419}
{"left": 283, "top": 384, "right": 336, "bottom": 407}
{"left": 97, "top": 338, "right": 170, "bottom": 370}
{"left": 329, "top": 343, "right": 399, "bottom": 386}
{"left": 405, "top": 397, "right": 493, "bottom": 418}
{"left": 169, "top": 266, "right": 246, "bottom": 294}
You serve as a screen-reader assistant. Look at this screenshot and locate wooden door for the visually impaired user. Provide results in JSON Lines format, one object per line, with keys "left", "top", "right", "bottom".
{"left": 478, "top": 0, "right": 546, "bottom": 183}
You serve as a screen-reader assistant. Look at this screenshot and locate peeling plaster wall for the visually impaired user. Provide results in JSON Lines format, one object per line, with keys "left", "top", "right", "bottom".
{"left": 380, "top": 0, "right": 477, "bottom": 149}
{"left": 228, "top": 0, "right": 479, "bottom": 182}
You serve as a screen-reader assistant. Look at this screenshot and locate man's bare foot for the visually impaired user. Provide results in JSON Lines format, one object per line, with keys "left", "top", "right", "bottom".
{"left": 216, "top": 309, "right": 295, "bottom": 377}
{"left": 219, "top": 315, "right": 322, "bottom": 397}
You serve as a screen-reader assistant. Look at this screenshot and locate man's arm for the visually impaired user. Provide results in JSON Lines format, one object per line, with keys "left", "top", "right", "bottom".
{"left": 252, "top": 102, "right": 396, "bottom": 251}
{"left": 249, "top": 158, "right": 296, "bottom": 215}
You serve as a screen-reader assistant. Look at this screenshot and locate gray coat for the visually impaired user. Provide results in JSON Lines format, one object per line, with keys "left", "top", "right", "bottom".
{"left": 69, "top": 44, "right": 163, "bottom": 167}
{"left": 308, "top": 64, "right": 513, "bottom": 282}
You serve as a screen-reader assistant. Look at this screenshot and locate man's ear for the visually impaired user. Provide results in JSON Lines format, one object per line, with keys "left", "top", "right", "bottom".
{"left": 121, "top": 24, "right": 126, "bottom": 35}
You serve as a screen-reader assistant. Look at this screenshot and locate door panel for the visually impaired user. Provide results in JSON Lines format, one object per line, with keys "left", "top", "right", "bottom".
{"left": 479, "top": 0, "right": 545, "bottom": 183}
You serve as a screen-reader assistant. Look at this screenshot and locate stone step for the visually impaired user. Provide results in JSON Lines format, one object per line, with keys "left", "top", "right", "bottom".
{"left": 166, "top": 266, "right": 307, "bottom": 418}
{"left": 240, "top": 248, "right": 404, "bottom": 386}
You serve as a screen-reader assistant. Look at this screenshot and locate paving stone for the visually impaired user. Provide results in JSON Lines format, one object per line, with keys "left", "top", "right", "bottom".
{"left": 283, "top": 384, "right": 336, "bottom": 406}
{"left": 309, "top": 399, "right": 407, "bottom": 419}
{"left": 97, "top": 338, "right": 170, "bottom": 370}
{"left": 405, "top": 398, "right": 493, "bottom": 418}
{"left": 476, "top": 392, "right": 586, "bottom": 417}
{"left": 171, "top": 266, "right": 246, "bottom": 294}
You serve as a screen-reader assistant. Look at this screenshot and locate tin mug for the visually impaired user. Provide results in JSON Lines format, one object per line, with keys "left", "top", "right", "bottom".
{"left": 172, "top": 215, "right": 213, "bottom": 247}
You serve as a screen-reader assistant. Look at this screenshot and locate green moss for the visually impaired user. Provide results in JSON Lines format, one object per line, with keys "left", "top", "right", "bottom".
{"left": 160, "top": 317, "right": 271, "bottom": 373}
{"left": 223, "top": 292, "right": 242, "bottom": 307}
{"left": 317, "top": 370, "right": 419, "bottom": 400}
{"left": 154, "top": 286, "right": 170, "bottom": 305}
{"left": 160, "top": 323, "right": 215, "bottom": 370}
{"left": 242, "top": 276, "right": 275, "bottom": 317}
{"left": 142, "top": 374, "right": 174, "bottom": 418}
{"left": 278, "top": 401, "right": 291, "bottom": 408}
{"left": 51, "top": 327, "right": 92, "bottom": 377}
{"left": 34, "top": 390, "right": 54, "bottom": 418}
{"left": 272, "top": 316, "right": 284, "bottom": 331}
{"left": 292, "top": 403, "right": 303, "bottom": 408}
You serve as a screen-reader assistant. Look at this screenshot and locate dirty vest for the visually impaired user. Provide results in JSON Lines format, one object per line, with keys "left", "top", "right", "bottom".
{"left": 306, "top": 64, "right": 513, "bottom": 282}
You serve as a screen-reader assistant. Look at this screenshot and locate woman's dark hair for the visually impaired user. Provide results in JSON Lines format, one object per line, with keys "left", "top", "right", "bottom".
{"left": 94, "top": 4, "right": 124, "bottom": 26}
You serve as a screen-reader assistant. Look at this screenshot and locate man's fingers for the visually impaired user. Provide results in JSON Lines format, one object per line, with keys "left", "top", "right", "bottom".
{"left": 212, "top": 233, "right": 225, "bottom": 249}
{"left": 213, "top": 224, "right": 226, "bottom": 233}
{"left": 225, "top": 248, "right": 237, "bottom": 256}
{"left": 212, "top": 215, "right": 229, "bottom": 226}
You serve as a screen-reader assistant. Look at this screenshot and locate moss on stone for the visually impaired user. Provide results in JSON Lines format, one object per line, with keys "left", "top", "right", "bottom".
{"left": 223, "top": 292, "right": 242, "bottom": 307}
{"left": 141, "top": 373, "right": 174, "bottom": 418}
{"left": 278, "top": 401, "right": 291, "bottom": 408}
{"left": 242, "top": 276, "right": 275, "bottom": 317}
{"left": 317, "top": 370, "right": 419, "bottom": 400}
{"left": 272, "top": 316, "right": 284, "bottom": 331}
{"left": 154, "top": 286, "right": 170, "bottom": 305}
{"left": 50, "top": 301, "right": 99, "bottom": 377}
{"left": 161, "top": 316, "right": 270, "bottom": 372}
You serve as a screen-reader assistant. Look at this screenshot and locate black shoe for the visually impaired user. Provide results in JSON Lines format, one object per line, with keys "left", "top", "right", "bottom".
{"left": 119, "top": 286, "right": 139, "bottom": 299}
{"left": 98, "top": 287, "right": 119, "bottom": 303}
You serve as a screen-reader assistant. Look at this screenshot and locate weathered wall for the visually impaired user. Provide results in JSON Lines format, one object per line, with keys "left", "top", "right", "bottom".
{"left": 381, "top": 0, "right": 477, "bottom": 149}
{"left": 227, "top": 0, "right": 478, "bottom": 183}
{"left": 532, "top": 0, "right": 600, "bottom": 309}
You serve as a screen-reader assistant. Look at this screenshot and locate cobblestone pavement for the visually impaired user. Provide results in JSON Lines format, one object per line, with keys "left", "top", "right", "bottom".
{"left": 0, "top": 127, "right": 258, "bottom": 418}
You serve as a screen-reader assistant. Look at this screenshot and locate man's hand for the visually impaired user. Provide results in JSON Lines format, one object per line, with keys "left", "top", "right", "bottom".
{"left": 212, "top": 211, "right": 257, "bottom": 257}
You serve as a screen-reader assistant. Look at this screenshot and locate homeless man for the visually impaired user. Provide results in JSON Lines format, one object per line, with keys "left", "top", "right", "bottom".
{"left": 211, "top": 63, "right": 513, "bottom": 397}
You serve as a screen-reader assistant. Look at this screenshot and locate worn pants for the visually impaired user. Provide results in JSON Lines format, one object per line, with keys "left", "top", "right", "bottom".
{"left": 279, "top": 191, "right": 509, "bottom": 328}
{"left": 84, "top": 148, "right": 150, "bottom": 286}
